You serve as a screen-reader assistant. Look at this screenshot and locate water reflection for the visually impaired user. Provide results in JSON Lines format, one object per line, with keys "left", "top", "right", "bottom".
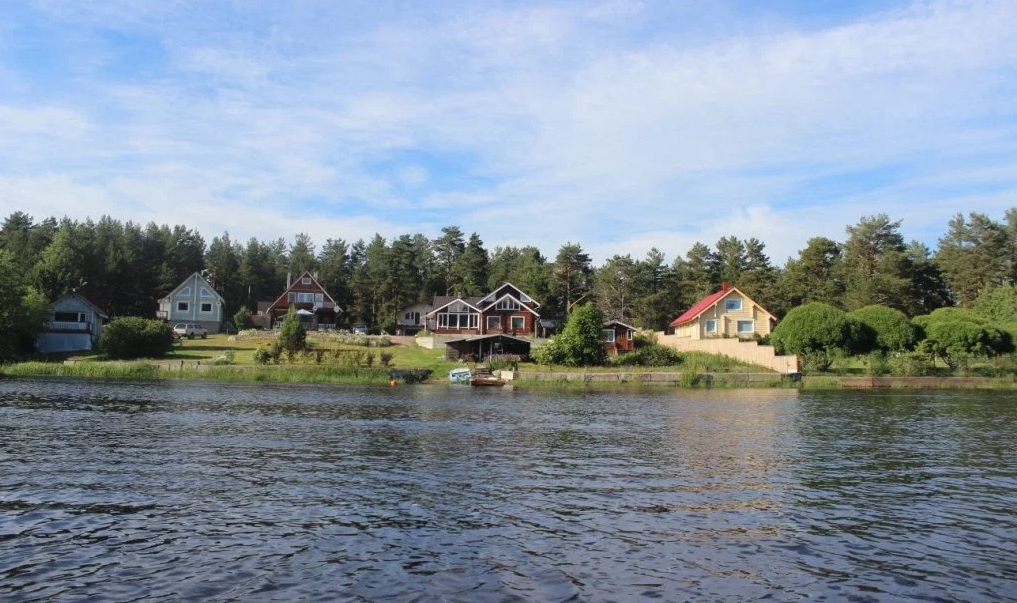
{"left": 1, "top": 379, "right": 1015, "bottom": 601}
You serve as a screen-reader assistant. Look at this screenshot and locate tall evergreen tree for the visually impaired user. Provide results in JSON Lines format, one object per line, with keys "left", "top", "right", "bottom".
{"left": 842, "top": 214, "right": 912, "bottom": 310}
{"left": 774, "top": 237, "right": 845, "bottom": 315}
{"left": 552, "top": 242, "right": 593, "bottom": 315}
{"left": 317, "top": 238, "right": 351, "bottom": 314}
{"left": 433, "top": 225, "right": 465, "bottom": 295}
{"left": 288, "top": 233, "right": 317, "bottom": 275}
{"left": 206, "top": 232, "right": 242, "bottom": 314}
{"left": 684, "top": 242, "right": 720, "bottom": 299}
{"left": 453, "top": 233, "right": 489, "bottom": 296}
{"left": 936, "top": 212, "right": 1009, "bottom": 305}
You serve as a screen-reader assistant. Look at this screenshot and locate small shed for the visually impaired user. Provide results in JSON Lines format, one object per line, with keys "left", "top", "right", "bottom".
{"left": 445, "top": 334, "right": 532, "bottom": 362}
{"left": 603, "top": 320, "right": 637, "bottom": 355}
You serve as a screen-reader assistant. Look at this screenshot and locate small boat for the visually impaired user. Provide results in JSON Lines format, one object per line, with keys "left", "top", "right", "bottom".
{"left": 470, "top": 366, "right": 505, "bottom": 387}
{"left": 449, "top": 367, "right": 473, "bottom": 385}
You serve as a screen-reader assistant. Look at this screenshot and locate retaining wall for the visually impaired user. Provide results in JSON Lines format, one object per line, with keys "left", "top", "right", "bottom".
{"left": 655, "top": 332, "right": 799, "bottom": 373}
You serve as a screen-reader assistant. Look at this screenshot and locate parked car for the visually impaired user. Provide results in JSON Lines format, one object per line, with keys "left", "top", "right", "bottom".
{"left": 173, "top": 323, "right": 207, "bottom": 339}
{"left": 352, "top": 323, "right": 369, "bottom": 335}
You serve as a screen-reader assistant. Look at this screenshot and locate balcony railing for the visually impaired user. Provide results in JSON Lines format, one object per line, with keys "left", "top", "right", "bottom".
{"left": 48, "top": 321, "right": 90, "bottom": 332}
{"left": 156, "top": 310, "right": 168, "bottom": 319}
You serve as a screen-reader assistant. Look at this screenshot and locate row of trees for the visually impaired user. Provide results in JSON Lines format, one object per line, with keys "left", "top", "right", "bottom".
{"left": 1, "top": 209, "right": 1016, "bottom": 338}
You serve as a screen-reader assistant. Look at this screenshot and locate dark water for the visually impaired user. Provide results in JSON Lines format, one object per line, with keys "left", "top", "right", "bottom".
{"left": 1, "top": 380, "right": 1016, "bottom": 602}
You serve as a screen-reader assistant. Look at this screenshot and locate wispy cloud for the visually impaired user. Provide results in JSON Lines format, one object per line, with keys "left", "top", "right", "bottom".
{"left": 1, "top": 0, "right": 1015, "bottom": 263}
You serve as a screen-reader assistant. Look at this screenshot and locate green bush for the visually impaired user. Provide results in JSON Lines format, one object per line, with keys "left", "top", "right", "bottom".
{"left": 211, "top": 350, "right": 235, "bottom": 365}
{"left": 277, "top": 306, "right": 307, "bottom": 354}
{"left": 771, "top": 303, "right": 867, "bottom": 372}
{"left": 233, "top": 306, "right": 254, "bottom": 330}
{"left": 534, "top": 305, "right": 608, "bottom": 367}
{"left": 252, "top": 347, "right": 273, "bottom": 364}
{"left": 849, "top": 305, "right": 919, "bottom": 351}
{"left": 889, "top": 352, "right": 931, "bottom": 377}
{"left": 914, "top": 308, "right": 1014, "bottom": 371}
{"left": 100, "top": 317, "right": 175, "bottom": 359}
{"left": 865, "top": 351, "right": 890, "bottom": 376}
{"left": 610, "top": 343, "right": 683, "bottom": 367}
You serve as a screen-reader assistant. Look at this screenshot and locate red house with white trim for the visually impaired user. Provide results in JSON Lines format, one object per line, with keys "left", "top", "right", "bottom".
{"left": 261, "top": 271, "right": 341, "bottom": 329}
{"left": 425, "top": 282, "right": 540, "bottom": 337}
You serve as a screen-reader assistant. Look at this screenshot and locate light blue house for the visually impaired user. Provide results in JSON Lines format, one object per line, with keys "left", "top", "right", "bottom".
{"left": 157, "top": 272, "right": 226, "bottom": 333}
{"left": 35, "top": 292, "right": 108, "bottom": 354}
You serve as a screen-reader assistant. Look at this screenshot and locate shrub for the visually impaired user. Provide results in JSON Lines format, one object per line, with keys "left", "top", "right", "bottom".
{"left": 364, "top": 351, "right": 375, "bottom": 367}
{"left": 865, "top": 351, "right": 890, "bottom": 376}
{"left": 913, "top": 307, "right": 1014, "bottom": 372}
{"left": 253, "top": 347, "right": 273, "bottom": 365}
{"left": 610, "top": 343, "right": 683, "bottom": 367}
{"left": 534, "top": 305, "right": 608, "bottom": 367}
{"left": 849, "top": 305, "right": 919, "bottom": 352}
{"left": 889, "top": 352, "right": 931, "bottom": 377}
{"left": 233, "top": 307, "right": 254, "bottom": 331}
{"left": 277, "top": 306, "right": 307, "bottom": 354}
{"left": 974, "top": 285, "right": 1017, "bottom": 324}
{"left": 100, "top": 317, "right": 175, "bottom": 359}
{"left": 771, "top": 303, "right": 867, "bottom": 372}
{"left": 380, "top": 352, "right": 394, "bottom": 367}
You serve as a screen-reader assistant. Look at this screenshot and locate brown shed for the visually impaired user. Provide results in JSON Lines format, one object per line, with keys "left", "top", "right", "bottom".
{"left": 603, "top": 320, "right": 637, "bottom": 355}
{"left": 445, "top": 334, "right": 532, "bottom": 362}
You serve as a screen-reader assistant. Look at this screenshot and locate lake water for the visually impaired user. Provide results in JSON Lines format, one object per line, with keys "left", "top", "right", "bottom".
{"left": 1, "top": 379, "right": 1016, "bottom": 602}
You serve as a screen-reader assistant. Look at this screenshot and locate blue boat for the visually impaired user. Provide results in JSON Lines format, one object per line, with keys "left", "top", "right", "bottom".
{"left": 448, "top": 367, "right": 473, "bottom": 384}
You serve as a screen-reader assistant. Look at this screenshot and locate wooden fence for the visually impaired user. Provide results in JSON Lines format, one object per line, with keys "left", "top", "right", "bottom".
{"left": 655, "top": 332, "right": 799, "bottom": 373}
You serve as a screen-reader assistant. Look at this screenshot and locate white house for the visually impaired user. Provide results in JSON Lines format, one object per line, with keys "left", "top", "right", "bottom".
{"left": 35, "top": 292, "right": 108, "bottom": 354}
{"left": 157, "top": 272, "right": 226, "bottom": 333}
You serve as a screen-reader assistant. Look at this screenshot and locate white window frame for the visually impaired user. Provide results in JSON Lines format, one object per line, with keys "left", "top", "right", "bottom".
{"left": 486, "top": 315, "right": 501, "bottom": 329}
{"left": 177, "top": 301, "right": 189, "bottom": 312}
{"left": 603, "top": 328, "right": 616, "bottom": 343}
{"left": 704, "top": 319, "right": 717, "bottom": 333}
{"left": 297, "top": 292, "right": 314, "bottom": 303}
{"left": 179, "top": 287, "right": 191, "bottom": 297}
{"left": 200, "top": 302, "right": 213, "bottom": 313}
{"left": 315, "top": 293, "right": 324, "bottom": 303}
{"left": 438, "top": 312, "right": 478, "bottom": 329}
{"left": 200, "top": 287, "right": 213, "bottom": 298}
{"left": 737, "top": 319, "right": 755, "bottom": 334}
{"left": 496, "top": 298, "right": 521, "bottom": 311}
{"left": 511, "top": 316, "right": 525, "bottom": 330}
{"left": 301, "top": 277, "right": 311, "bottom": 285}
{"left": 724, "top": 298, "right": 742, "bottom": 311}
{"left": 288, "top": 292, "right": 296, "bottom": 303}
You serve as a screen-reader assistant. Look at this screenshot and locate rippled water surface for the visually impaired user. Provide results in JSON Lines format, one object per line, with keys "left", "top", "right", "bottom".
{"left": 2, "top": 379, "right": 1017, "bottom": 601}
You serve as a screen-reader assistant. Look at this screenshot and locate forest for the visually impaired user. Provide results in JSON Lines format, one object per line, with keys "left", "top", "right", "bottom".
{"left": 1, "top": 208, "right": 1015, "bottom": 336}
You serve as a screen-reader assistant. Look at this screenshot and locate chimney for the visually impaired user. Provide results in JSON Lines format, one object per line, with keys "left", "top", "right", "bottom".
{"left": 287, "top": 272, "right": 292, "bottom": 288}
{"left": 721, "top": 281, "right": 731, "bottom": 292}
{"left": 313, "top": 271, "right": 319, "bottom": 280}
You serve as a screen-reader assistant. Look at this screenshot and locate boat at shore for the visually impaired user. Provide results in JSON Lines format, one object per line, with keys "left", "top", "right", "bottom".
{"left": 448, "top": 366, "right": 505, "bottom": 387}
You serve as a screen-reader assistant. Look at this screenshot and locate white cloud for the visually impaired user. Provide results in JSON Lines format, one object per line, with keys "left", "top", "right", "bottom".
{"left": 0, "top": 0, "right": 1015, "bottom": 262}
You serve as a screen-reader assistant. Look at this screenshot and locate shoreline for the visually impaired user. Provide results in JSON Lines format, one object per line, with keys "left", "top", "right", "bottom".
{"left": 3, "top": 362, "right": 1017, "bottom": 390}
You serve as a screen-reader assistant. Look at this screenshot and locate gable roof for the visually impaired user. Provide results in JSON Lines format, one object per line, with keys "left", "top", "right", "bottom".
{"left": 484, "top": 293, "right": 541, "bottom": 316}
{"left": 669, "top": 283, "right": 776, "bottom": 327}
{"left": 267, "top": 271, "right": 340, "bottom": 311}
{"left": 159, "top": 272, "right": 225, "bottom": 304}
{"left": 426, "top": 296, "right": 484, "bottom": 317}
{"left": 51, "top": 292, "right": 108, "bottom": 319}
{"left": 603, "top": 320, "right": 637, "bottom": 331}
{"left": 479, "top": 282, "right": 540, "bottom": 307}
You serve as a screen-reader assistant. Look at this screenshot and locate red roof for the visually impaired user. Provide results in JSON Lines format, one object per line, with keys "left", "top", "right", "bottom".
{"left": 669, "top": 283, "right": 732, "bottom": 327}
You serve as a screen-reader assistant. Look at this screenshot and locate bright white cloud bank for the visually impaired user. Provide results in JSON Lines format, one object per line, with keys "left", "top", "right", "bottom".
{"left": 1, "top": 0, "right": 1015, "bottom": 262}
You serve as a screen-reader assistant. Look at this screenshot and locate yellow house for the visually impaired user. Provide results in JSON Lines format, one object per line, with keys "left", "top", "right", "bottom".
{"left": 670, "top": 283, "right": 777, "bottom": 339}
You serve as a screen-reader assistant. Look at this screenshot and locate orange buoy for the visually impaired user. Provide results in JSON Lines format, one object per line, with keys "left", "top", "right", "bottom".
{"left": 390, "top": 379, "right": 397, "bottom": 387}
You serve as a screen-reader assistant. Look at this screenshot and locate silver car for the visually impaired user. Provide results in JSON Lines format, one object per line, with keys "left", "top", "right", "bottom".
{"left": 173, "top": 323, "right": 207, "bottom": 339}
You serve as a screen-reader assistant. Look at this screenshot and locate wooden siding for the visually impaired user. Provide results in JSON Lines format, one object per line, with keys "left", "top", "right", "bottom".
{"left": 673, "top": 290, "right": 773, "bottom": 340}
{"left": 160, "top": 273, "right": 223, "bottom": 332}
{"left": 604, "top": 323, "right": 636, "bottom": 355}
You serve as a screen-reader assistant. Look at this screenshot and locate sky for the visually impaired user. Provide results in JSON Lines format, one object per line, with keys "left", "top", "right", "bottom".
{"left": 1, "top": 0, "right": 1015, "bottom": 264}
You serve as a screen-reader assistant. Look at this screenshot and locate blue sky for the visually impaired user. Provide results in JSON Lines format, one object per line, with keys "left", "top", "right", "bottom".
{"left": 1, "top": 0, "right": 1015, "bottom": 263}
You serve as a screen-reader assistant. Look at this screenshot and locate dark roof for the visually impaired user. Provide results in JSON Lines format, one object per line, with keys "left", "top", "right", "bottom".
{"left": 432, "top": 295, "right": 484, "bottom": 308}
{"left": 445, "top": 334, "right": 532, "bottom": 344}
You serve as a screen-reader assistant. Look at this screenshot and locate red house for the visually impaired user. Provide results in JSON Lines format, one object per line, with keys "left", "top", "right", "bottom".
{"left": 262, "top": 271, "right": 341, "bottom": 329}
{"left": 602, "top": 320, "right": 637, "bottom": 355}
{"left": 425, "top": 282, "right": 540, "bottom": 337}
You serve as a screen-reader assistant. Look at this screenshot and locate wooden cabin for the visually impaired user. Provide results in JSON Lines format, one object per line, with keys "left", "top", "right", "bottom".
{"left": 603, "top": 320, "right": 637, "bottom": 355}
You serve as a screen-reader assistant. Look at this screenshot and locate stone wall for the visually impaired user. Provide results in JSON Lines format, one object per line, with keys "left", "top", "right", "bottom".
{"left": 655, "top": 332, "right": 799, "bottom": 373}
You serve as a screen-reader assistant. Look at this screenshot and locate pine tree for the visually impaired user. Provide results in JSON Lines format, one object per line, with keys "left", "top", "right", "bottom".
{"left": 553, "top": 242, "right": 593, "bottom": 315}
{"left": 842, "top": 214, "right": 912, "bottom": 310}
{"left": 453, "top": 233, "right": 489, "bottom": 296}
{"left": 433, "top": 226, "right": 465, "bottom": 295}
{"left": 288, "top": 233, "right": 317, "bottom": 275}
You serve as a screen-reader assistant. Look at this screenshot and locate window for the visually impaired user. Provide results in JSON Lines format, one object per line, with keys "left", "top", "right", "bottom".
{"left": 315, "top": 293, "right": 324, "bottom": 303}
{"left": 177, "top": 301, "right": 189, "bottom": 312}
{"left": 413, "top": 312, "right": 420, "bottom": 324}
{"left": 288, "top": 292, "right": 296, "bottom": 303}
{"left": 511, "top": 316, "right": 525, "bottom": 330}
{"left": 200, "top": 303, "right": 213, "bottom": 313}
{"left": 440, "top": 313, "right": 478, "bottom": 329}
{"left": 737, "top": 320, "right": 755, "bottom": 334}
{"left": 179, "top": 287, "right": 191, "bottom": 297}
{"left": 54, "top": 312, "right": 82, "bottom": 323}
{"left": 405, "top": 313, "right": 411, "bottom": 320}
{"left": 496, "top": 298, "right": 521, "bottom": 311}
{"left": 487, "top": 315, "right": 501, "bottom": 329}
{"left": 724, "top": 299, "right": 742, "bottom": 311}
{"left": 200, "top": 288, "right": 213, "bottom": 298}
{"left": 296, "top": 292, "right": 314, "bottom": 303}
{"left": 603, "top": 328, "right": 616, "bottom": 343}
{"left": 704, "top": 319, "right": 717, "bottom": 333}
{"left": 302, "top": 277, "right": 311, "bottom": 285}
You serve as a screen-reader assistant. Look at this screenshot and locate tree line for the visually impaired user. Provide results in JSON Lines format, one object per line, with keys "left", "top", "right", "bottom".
{"left": 1, "top": 209, "right": 1015, "bottom": 334}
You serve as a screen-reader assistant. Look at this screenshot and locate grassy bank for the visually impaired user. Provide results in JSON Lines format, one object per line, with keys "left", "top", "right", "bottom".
{"left": 0, "top": 361, "right": 394, "bottom": 385}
